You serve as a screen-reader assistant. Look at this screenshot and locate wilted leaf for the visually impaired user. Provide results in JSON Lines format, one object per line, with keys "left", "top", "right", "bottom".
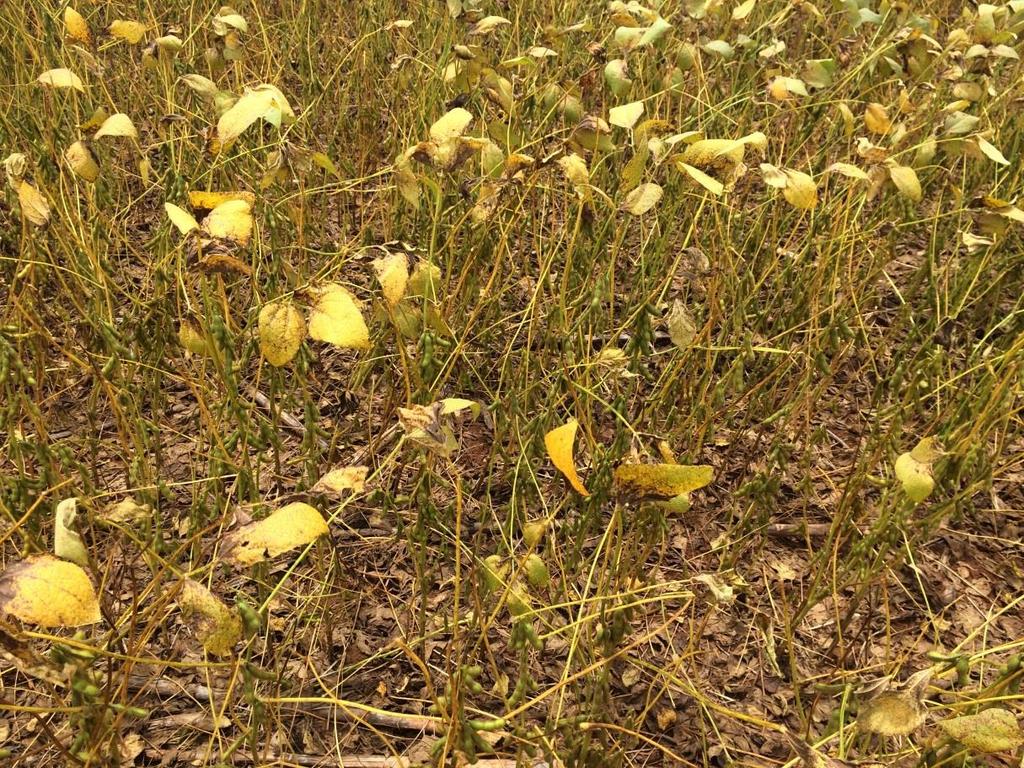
{"left": 165, "top": 203, "right": 200, "bottom": 235}
{"left": 859, "top": 691, "right": 927, "bottom": 735}
{"left": 37, "top": 68, "right": 84, "bottom": 92}
{"left": 258, "top": 301, "right": 305, "bottom": 367}
{"left": 398, "top": 402, "right": 459, "bottom": 458}
{"left": 613, "top": 463, "right": 713, "bottom": 500}
{"left": 666, "top": 299, "right": 696, "bottom": 348}
{"left": 0, "top": 555, "right": 101, "bottom": 627}
{"left": 621, "top": 182, "right": 663, "bottom": 215}
{"left": 938, "top": 709, "right": 1023, "bottom": 753}
{"left": 108, "top": 20, "right": 147, "bottom": 44}
{"left": 889, "top": 164, "right": 922, "bottom": 202}
{"left": 93, "top": 113, "right": 137, "bottom": 140}
{"left": 760, "top": 163, "right": 789, "bottom": 188}
{"left": 694, "top": 572, "right": 738, "bottom": 603}
{"left": 100, "top": 499, "right": 152, "bottom": 525}
{"left": 895, "top": 438, "right": 937, "bottom": 502}
{"left": 429, "top": 107, "right": 474, "bottom": 142}
{"left": 202, "top": 199, "right": 253, "bottom": 245}
{"left": 64, "top": 8, "right": 91, "bottom": 44}
{"left": 179, "top": 319, "right": 209, "bottom": 356}
{"left": 222, "top": 502, "right": 329, "bottom": 566}
{"left": 864, "top": 103, "right": 891, "bottom": 135}
{"left": 733, "top": 0, "right": 756, "bottom": 20}
{"left": 557, "top": 153, "right": 590, "bottom": 192}
{"left": 394, "top": 152, "right": 420, "bottom": 208}
{"left": 312, "top": 466, "right": 369, "bottom": 495}
{"left": 188, "top": 190, "right": 255, "bottom": 212}
{"left": 54, "top": 498, "right": 89, "bottom": 567}
{"left": 609, "top": 100, "right": 645, "bottom": 129}
{"left": 3, "top": 152, "right": 27, "bottom": 179}
{"left": 373, "top": 253, "right": 409, "bottom": 307}
{"left": 176, "top": 579, "right": 242, "bottom": 656}
{"left": 307, "top": 283, "right": 370, "bottom": 350}
{"left": 544, "top": 420, "right": 590, "bottom": 496}
{"left": 859, "top": 669, "right": 932, "bottom": 736}
{"left": 64, "top": 141, "right": 100, "bottom": 182}
{"left": 469, "top": 15, "right": 511, "bottom": 35}
{"left": 17, "top": 181, "right": 50, "bottom": 226}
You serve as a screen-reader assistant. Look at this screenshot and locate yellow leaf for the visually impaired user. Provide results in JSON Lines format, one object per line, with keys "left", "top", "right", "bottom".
{"left": 612, "top": 463, "right": 713, "bottom": 500}
{"left": 888, "top": 164, "right": 922, "bottom": 202}
{"left": 557, "top": 153, "right": 590, "bottom": 190}
{"left": 666, "top": 299, "right": 696, "bottom": 348}
{"left": 307, "top": 283, "right": 370, "bottom": 349}
{"left": 429, "top": 107, "right": 474, "bottom": 142}
{"left": 0, "top": 555, "right": 101, "bottom": 627}
{"left": 176, "top": 579, "right": 242, "bottom": 656}
{"left": 164, "top": 203, "right": 200, "bottom": 235}
{"left": 258, "top": 301, "right": 305, "bottom": 366}
{"left": 17, "top": 181, "right": 51, "bottom": 226}
{"left": 217, "top": 85, "right": 294, "bottom": 149}
{"left": 609, "top": 100, "right": 645, "bottom": 129}
{"left": 93, "top": 113, "right": 137, "bottom": 140}
{"left": 54, "top": 498, "right": 89, "bottom": 567}
{"left": 222, "top": 502, "right": 329, "bottom": 566}
{"left": 202, "top": 199, "right": 253, "bottom": 245}
{"left": 108, "top": 20, "right": 148, "bottom": 44}
{"left": 544, "top": 419, "right": 590, "bottom": 496}
{"left": 372, "top": 252, "right": 409, "bottom": 307}
{"left": 312, "top": 466, "right": 369, "bottom": 495}
{"left": 178, "top": 319, "right": 209, "bottom": 356}
{"left": 733, "top": 0, "right": 756, "bottom": 20}
{"left": 440, "top": 397, "right": 480, "bottom": 417}
{"left": 859, "top": 691, "right": 926, "bottom": 736}
{"left": 937, "top": 709, "right": 1024, "bottom": 753}
{"left": 895, "top": 442, "right": 935, "bottom": 503}
{"left": 782, "top": 169, "right": 818, "bottom": 209}
{"left": 676, "top": 161, "right": 724, "bottom": 196}
{"left": 64, "top": 141, "right": 100, "bottom": 182}
{"left": 394, "top": 152, "right": 420, "bottom": 208}
{"left": 976, "top": 136, "right": 1009, "bottom": 165}
{"left": 64, "top": 7, "right": 91, "bottom": 44}
{"left": 408, "top": 260, "right": 441, "bottom": 301}
{"left": 188, "top": 190, "right": 255, "bottom": 213}
{"left": 680, "top": 138, "right": 745, "bottom": 168}
{"left": 621, "top": 182, "right": 663, "bottom": 215}
{"left": 759, "top": 162, "right": 789, "bottom": 188}
{"left": 827, "top": 162, "right": 869, "bottom": 180}
{"left": 398, "top": 402, "right": 459, "bottom": 457}
{"left": 864, "top": 102, "right": 891, "bottom": 135}
{"left": 469, "top": 15, "right": 511, "bottom": 35}
{"left": 37, "top": 68, "right": 85, "bottom": 92}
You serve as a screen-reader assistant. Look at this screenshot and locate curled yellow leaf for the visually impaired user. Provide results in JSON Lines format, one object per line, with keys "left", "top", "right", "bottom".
{"left": 544, "top": 419, "right": 590, "bottom": 496}
{"left": 176, "top": 579, "right": 242, "bottom": 656}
